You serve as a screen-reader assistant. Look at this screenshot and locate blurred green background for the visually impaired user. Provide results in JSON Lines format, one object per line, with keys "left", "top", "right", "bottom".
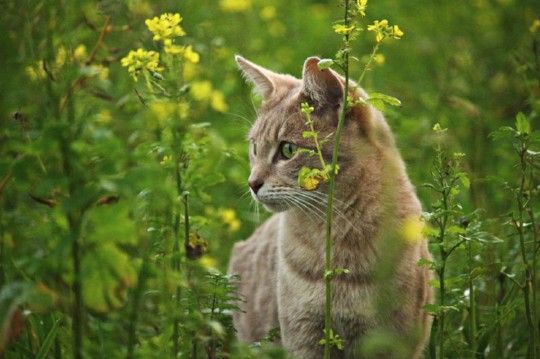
{"left": 0, "top": 0, "right": 539, "bottom": 357}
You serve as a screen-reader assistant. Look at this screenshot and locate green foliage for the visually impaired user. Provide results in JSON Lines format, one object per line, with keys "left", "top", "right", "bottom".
{"left": 0, "top": 0, "right": 539, "bottom": 358}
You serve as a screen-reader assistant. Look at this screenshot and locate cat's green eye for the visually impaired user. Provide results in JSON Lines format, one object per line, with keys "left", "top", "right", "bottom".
{"left": 280, "top": 142, "right": 298, "bottom": 159}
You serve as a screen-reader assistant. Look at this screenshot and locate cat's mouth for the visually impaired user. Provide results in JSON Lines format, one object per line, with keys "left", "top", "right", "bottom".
{"left": 251, "top": 187, "right": 291, "bottom": 213}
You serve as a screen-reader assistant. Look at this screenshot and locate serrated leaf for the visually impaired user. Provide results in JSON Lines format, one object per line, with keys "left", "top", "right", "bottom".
{"left": 317, "top": 59, "right": 334, "bottom": 70}
{"left": 368, "top": 92, "right": 402, "bottom": 106}
{"left": 515, "top": 112, "right": 530, "bottom": 135}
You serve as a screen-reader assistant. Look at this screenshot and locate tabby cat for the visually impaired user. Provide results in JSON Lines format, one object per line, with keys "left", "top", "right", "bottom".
{"left": 228, "top": 55, "right": 433, "bottom": 358}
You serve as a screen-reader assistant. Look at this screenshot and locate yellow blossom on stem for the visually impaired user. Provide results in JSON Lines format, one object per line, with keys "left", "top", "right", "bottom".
{"left": 357, "top": 0, "right": 367, "bottom": 17}
{"left": 367, "top": 19, "right": 404, "bottom": 43}
{"left": 183, "top": 45, "right": 200, "bottom": 63}
{"left": 219, "top": 0, "right": 252, "bottom": 12}
{"left": 220, "top": 209, "right": 241, "bottom": 232}
{"left": 73, "top": 44, "right": 87, "bottom": 62}
{"left": 333, "top": 24, "right": 355, "bottom": 35}
{"left": 145, "top": 13, "right": 185, "bottom": 42}
{"left": 531, "top": 19, "right": 540, "bottom": 33}
{"left": 392, "top": 25, "right": 404, "bottom": 39}
{"left": 120, "top": 48, "right": 163, "bottom": 81}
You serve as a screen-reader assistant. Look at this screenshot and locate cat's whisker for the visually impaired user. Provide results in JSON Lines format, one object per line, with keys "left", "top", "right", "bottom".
{"left": 294, "top": 190, "right": 360, "bottom": 238}
{"left": 295, "top": 197, "right": 350, "bottom": 238}
{"left": 285, "top": 195, "right": 327, "bottom": 225}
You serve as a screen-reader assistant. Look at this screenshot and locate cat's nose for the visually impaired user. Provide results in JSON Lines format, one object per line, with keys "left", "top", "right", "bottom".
{"left": 248, "top": 178, "right": 264, "bottom": 194}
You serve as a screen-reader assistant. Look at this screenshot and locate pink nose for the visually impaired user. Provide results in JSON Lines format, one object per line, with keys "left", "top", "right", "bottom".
{"left": 248, "top": 178, "right": 264, "bottom": 194}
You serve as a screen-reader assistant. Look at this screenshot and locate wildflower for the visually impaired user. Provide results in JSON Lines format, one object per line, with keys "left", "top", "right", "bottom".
{"left": 301, "top": 176, "right": 320, "bottom": 191}
{"left": 145, "top": 13, "right": 185, "bottom": 42}
{"left": 183, "top": 45, "right": 200, "bottom": 63}
{"left": 211, "top": 91, "right": 228, "bottom": 112}
{"left": 367, "top": 19, "right": 403, "bottom": 42}
{"left": 220, "top": 209, "right": 241, "bottom": 232}
{"left": 392, "top": 25, "right": 404, "bottom": 39}
{"left": 199, "top": 255, "right": 218, "bottom": 270}
{"left": 190, "top": 81, "right": 213, "bottom": 101}
{"left": 160, "top": 154, "right": 172, "bottom": 166}
{"left": 401, "top": 217, "right": 425, "bottom": 244}
{"left": 357, "top": 0, "right": 367, "bottom": 17}
{"left": 260, "top": 5, "right": 276, "bottom": 20}
{"left": 55, "top": 46, "right": 67, "bottom": 67}
{"left": 530, "top": 19, "right": 540, "bottom": 33}
{"left": 333, "top": 24, "right": 355, "bottom": 35}
{"left": 219, "top": 0, "right": 252, "bottom": 12}
{"left": 373, "top": 53, "right": 385, "bottom": 65}
{"left": 25, "top": 61, "right": 47, "bottom": 81}
{"left": 73, "top": 44, "right": 87, "bottom": 62}
{"left": 120, "top": 48, "right": 163, "bottom": 81}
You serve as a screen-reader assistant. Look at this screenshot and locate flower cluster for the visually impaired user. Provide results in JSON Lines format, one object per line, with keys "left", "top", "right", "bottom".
{"left": 190, "top": 81, "right": 228, "bottom": 112}
{"left": 219, "top": 0, "right": 252, "bottom": 12}
{"left": 145, "top": 13, "right": 185, "bottom": 41}
{"left": 144, "top": 13, "right": 200, "bottom": 63}
{"left": 219, "top": 209, "right": 241, "bottom": 232}
{"left": 367, "top": 19, "right": 404, "bottom": 43}
{"left": 357, "top": 0, "right": 367, "bottom": 17}
{"left": 120, "top": 48, "right": 162, "bottom": 81}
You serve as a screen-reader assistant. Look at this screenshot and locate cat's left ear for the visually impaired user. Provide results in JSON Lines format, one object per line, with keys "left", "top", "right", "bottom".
{"left": 302, "top": 57, "right": 343, "bottom": 109}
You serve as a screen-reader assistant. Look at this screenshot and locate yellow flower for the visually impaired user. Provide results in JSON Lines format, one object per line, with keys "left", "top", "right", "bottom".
{"left": 219, "top": 0, "right": 252, "bottom": 12}
{"left": 220, "top": 209, "right": 241, "bottom": 232}
{"left": 190, "top": 81, "right": 213, "bottom": 101}
{"left": 96, "top": 109, "right": 112, "bottom": 124}
{"left": 55, "top": 46, "right": 67, "bottom": 67}
{"left": 367, "top": 19, "right": 403, "bottom": 43}
{"left": 531, "top": 19, "right": 540, "bottom": 33}
{"left": 373, "top": 53, "right": 385, "bottom": 65}
{"left": 211, "top": 91, "right": 228, "bottom": 112}
{"left": 260, "top": 5, "right": 276, "bottom": 20}
{"left": 183, "top": 45, "right": 200, "bottom": 63}
{"left": 120, "top": 48, "right": 163, "bottom": 81}
{"left": 333, "top": 24, "right": 355, "bottom": 35}
{"left": 145, "top": 13, "right": 185, "bottom": 42}
{"left": 357, "top": 0, "right": 368, "bottom": 17}
{"left": 25, "top": 61, "right": 47, "bottom": 81}
{"left": 301, "top": 177, "right": 320, "bottom": 191}
{"left": 392, "top": 25, "right": 404, "bottom": 39}
{"left": 199, "top": 255, "right": 218, "bottom": 270}
{"left": 401, "top": 217, "right": 425, "bottom": 244}
{"left": 73, "top": 44, "right": 87, "bottom": 62}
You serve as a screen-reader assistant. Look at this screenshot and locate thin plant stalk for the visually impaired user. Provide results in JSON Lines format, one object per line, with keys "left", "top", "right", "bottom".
{"left": 467, "top": 238, "right": 477, "bottom": 357}
{"left": 323, "top": 1, "right": 350, "bottom": 357}
{"left": 515, "top": 141, "right": 538, "bottom": 358}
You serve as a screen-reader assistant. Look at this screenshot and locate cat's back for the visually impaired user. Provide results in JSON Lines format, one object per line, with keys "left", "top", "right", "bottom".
{"left": 228, "top": 214, "right": 281, "bottom": 342}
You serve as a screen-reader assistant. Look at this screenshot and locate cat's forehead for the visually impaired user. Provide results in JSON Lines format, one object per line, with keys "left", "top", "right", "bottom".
{"left": 248, "top": 87, "right": 305, "bottom": 142}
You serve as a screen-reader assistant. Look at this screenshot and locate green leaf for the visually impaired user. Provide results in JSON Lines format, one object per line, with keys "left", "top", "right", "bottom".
{"left": 317, "top": 59, "right": 334, "bottom": 70}
{"left": 302, "top": 131, "right": 316, "bottom": 139}
{"left": 35, "top": 318, "right": 61, "bottom": 359}
{"left": 368, "top": 92, "right": 402, "bottom": 107}
{"left": 515, "top": 112, "right": 530, "bottom": 135}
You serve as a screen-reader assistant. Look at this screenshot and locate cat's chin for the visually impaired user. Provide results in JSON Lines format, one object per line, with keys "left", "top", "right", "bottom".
{"left": 261, "top": 202, "right": 290, "bottom": 213}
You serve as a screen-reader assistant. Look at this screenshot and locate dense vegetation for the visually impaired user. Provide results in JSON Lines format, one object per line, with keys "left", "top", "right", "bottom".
{"left": 0, "top": 0, "right": 539, "bottom": 357}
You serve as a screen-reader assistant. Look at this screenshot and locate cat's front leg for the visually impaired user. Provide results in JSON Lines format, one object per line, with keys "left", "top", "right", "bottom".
{"left": 278, "top": 307, "right": 326, "bottom": 359}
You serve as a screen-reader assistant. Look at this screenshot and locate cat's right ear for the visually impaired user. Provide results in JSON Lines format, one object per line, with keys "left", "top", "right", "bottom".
{"left": 235, "top": 55, "right": 278, "bottom": 99}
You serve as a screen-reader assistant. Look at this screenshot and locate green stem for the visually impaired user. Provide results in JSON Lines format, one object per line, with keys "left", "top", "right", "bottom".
{"left": 516, "top": 144, "right": 538, "bottom": 358}
{"left": 357, "top": 43, "right": 380, "bottom": 85}
{"left": 127, "top": 259, "right": 149, "bottom": 359}
{"left": 324, "top": 1, "right": 350, "bottom": 358}
{"left": 467, "top": 239, "right": 477, "bottom": 357}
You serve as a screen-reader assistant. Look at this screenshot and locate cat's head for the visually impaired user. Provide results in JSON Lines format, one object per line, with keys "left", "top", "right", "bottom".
{"left": 236, "top": 55, "right": 394, "bottom": 213}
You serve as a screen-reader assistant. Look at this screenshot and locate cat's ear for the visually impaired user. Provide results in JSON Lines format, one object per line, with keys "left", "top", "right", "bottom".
{"left": 235, "top": 55, "right": 281, "bottom": 99}
{"left": 302, "top": 57, "right": 343, "bottom": 109}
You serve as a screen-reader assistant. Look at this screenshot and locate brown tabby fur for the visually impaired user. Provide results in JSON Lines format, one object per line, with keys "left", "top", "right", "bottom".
{"left": 228, "top": 55, "right": 434, "bottom": 358}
